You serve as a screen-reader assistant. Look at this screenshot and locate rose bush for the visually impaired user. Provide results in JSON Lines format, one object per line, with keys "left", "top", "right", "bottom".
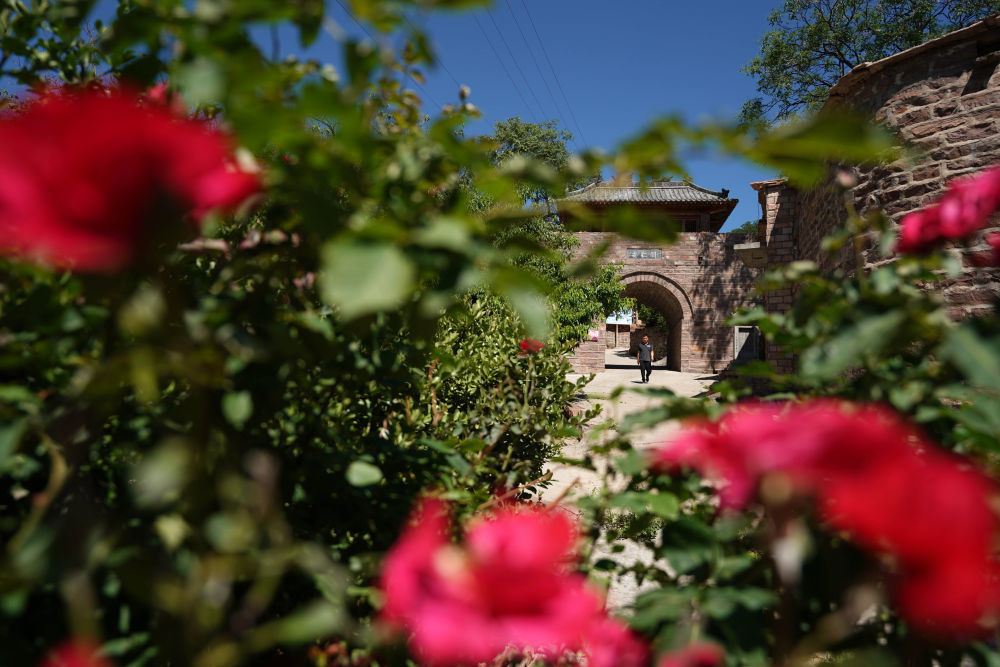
{"left": 656, "top": 401, "right": 1000, "bottom": 636}
{"left": 3, "top": 0, "right": 1000, "bottom": 665}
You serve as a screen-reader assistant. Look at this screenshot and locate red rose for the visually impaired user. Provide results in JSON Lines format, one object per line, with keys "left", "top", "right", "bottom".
{"left": 657, "top": 400, "right": 1000, "bottom": 637}
{"left": 518, "top": 338, "right": 545, "bottom": 354}
{"left": 0, "top": 87, "right": 260, "bottom": 272}
{"left": 654, "top": 402, "right": 912, "bottom": 510}
{"left": 657, "top": 642, "right": 724, "bottom": 667}
{"left": 379, "top": 499, "right": 645, "bottom": 666}
{"left": 971, "top": 231, "right": 1000, "bottom": 267}
{"left": 38, "top": 639, "right": 112, "bottom": 667}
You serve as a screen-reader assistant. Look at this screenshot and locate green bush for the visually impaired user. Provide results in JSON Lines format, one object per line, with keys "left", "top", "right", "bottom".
{"left": 7, "top": 1, "right": 998, "bottom": 666}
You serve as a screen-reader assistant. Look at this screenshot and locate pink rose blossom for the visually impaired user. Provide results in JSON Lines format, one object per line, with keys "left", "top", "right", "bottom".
{"left": 654, "top": 402, "right": 911, "bottom": 509}
{"left": 971, "top": 231, "right": 1000, "bottom": 267}
{"left": 379, "top": 499, "right": 645, "bottom": 666}
{"left": 144, "top": 82, "right": 186, "bottom": 115}
{"left": 656, "top": 400, "right": 1000, "bottom": 637}
{"left": 896, "top": 166, "right": 1000, "bottom": 254}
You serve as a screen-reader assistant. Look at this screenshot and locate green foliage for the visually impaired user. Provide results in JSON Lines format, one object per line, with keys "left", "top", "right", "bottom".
{"left": 0, "top": 1, "right": 601, "bottom": 662}
{"left": 741, "top": 0, "right": 1000, "bottom": 123}
{"left": 485, "top": 116, "right": 591, "bottom": 209}
{"left": 7, "top": 0, "right": 1000, "bottom": 665}
{"left": 729, "top": 219, "right": 760, "bottom": 236}
{"left": 721, "top": 208, "right": 1000, "bottom": 463}
{"left": 637, "top": 303, "right": 669, "bottom": 331}
{"left": 482, "top": 117, "right": 632, "bottom": 344}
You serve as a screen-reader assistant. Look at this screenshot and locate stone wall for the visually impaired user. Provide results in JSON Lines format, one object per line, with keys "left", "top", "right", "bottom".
{"left": 760, "top": 13, "right": 1000, "bottom": 319}
{"left": 605, "top": 323, "right": 632, "bottom": 349}
{"left": 568, "top": 330, "right": 606, "bottom": 374}
{"left": 753, "top": 180, "right": 798, "bottom": 373}
{"left": 568, "top": 231, "right": 760, "bottom": 374}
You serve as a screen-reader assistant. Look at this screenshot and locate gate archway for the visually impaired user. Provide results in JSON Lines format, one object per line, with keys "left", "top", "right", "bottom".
{"left": 620, "top": 272, "right": 692, "bottom": 372}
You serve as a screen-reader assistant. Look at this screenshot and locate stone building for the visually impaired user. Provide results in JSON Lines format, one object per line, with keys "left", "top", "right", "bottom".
{"left": 559, "top": 180, "right": 761, "bottom": 374}
{"left": 748, "top": 13, "right": 1000, "bottom": 372}
{"left": 562, "top": 14, "right": 1000, "bottom": 376}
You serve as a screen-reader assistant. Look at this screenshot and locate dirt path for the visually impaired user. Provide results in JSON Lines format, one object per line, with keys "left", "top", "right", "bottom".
{"left": 542, "top": 351, "right": 716, "bottom": 610}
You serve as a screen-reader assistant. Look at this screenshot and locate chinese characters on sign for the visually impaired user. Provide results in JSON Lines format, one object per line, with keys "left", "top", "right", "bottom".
{"left": 627, "top": 248, "right": 661, "bottom": 259}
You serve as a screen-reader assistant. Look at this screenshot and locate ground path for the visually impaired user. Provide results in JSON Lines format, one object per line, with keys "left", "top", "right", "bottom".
{"left": 542, "top": 348, "right": 716, "bottom": 610}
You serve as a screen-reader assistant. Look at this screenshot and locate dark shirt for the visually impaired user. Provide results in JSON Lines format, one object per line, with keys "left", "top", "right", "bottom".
{"left": 638, "top": 342, "right": 653, "bottom": 362}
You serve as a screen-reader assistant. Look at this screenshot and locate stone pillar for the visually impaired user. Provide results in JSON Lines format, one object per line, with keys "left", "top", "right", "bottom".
{"left": 755, "top": 179, "right": 798, "bottom": 374}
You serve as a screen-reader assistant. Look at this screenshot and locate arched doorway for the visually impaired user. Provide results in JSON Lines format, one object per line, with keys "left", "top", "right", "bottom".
{"left": 619, "top": 272, "right": 692, "bottom": 372}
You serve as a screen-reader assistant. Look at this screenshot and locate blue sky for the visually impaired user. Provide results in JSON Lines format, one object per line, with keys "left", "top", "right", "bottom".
{"left": 315, "top": 1, "right": 784, "bottom": 230}
{"left": 12, "top": 1, "right": 784, "bottom": 229}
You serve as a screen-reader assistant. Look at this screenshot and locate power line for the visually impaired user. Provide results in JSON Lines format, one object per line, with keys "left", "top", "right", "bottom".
{"left": 332, "top": 0, "right": 443, "bottom": 111}
{"left": 485, "top": 10, "right": 548, "bottom": 121}
{"left": 402, "top": 14, "right": 462, "bottom": 92}
{"left": 517, "top": 0, "right": 589, "bottom": 147}
{"left": 472, "top": 14, "right": 538, "bottom": 122}
{"left": 501, "top": 0, "right": 565, "bottom": 131}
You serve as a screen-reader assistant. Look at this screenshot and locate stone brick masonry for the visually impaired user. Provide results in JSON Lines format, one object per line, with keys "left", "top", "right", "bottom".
{"left": 568, "top": 231, "right": 760, "bottom": 374}
{"left": 571, "top": 16, "right": 1000, "bottom": 376}
{"left": 760, "top": 13, "right": 1000, "bottom": 325}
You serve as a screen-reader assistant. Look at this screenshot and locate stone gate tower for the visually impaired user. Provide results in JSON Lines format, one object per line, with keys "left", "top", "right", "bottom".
{"left": 559, "top": 179, "right": 761, "bottom": 374}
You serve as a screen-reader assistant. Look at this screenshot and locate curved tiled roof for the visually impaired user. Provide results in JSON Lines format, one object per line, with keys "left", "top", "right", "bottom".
{"left": 562, "top": 179, "right": 734, "bottom": 204}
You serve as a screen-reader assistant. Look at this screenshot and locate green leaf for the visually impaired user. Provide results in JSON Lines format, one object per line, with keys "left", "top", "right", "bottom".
{"left": 245, "top": 601, "right": 344, "bottom": 650}
{"left": 799, "top": 310, "right": 906, "bottom": 380}
{"left": 749, "top": 111, "right": 900, "bottom": 187}
{"left": 319, "top": 243, "right": 416, "bottom": 319}
{"left": 175, "top": 57, "right": 224, "bottom": 108}
{"left": 0, "top": 418, "right": 28, "bottom": 464}
{"left": 609, "top": 492, "right": 649, "bottom": 514}
{"left": 701, "top": 589, "right": 738, "bottom": 618}
{"left": 132, "top": 440, "right": 191, "bottom": 508}
{"left": 445, "top": 453, "right": 471, "bottom": 476}
{"left": 0, "top": 385, "right": 38, "bottom": 406}
{"left": 221, "top": 391, "right": 253, "bottom": 429}
{"left": 345, "top": 460, "right": 383, "bottom": 487}
{"left": 714, "top": 554, "right": 755, "bottom": 579}
{"left": 701, "top": 587, "right": 776, "bottom": 617}
{"left": 731, "top": 587, "right": 778, "bottom": 610}
{"left": 940, "top": 325, "right": 1000, "bottom": 392}
{"left": 647, "top": 492, "right": 680, "bottom": 520}
{"left": 613, "top": 450, "right": 650, "bottom": 476}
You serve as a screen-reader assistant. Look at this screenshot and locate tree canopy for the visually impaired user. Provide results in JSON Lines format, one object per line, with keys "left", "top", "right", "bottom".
{"left": 741, "top": 0, "right": 1000, "bottom": 123}
{"left": 482, "top": 117, "right": 632, "bottom": 343}
{"left": 484, "top": 117, "right": 592, "bottom": 209}
{"left": 729, "top": 219, "right": 761, "bottom": 236}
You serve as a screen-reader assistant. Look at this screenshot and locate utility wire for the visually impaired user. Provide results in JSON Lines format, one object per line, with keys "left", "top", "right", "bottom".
{"left": 485, "top": 9, "right": 548, "bottom": 121}
{"left": 502, "top": 0, "right": 566, "bottom": 132}
{"left": 472, "top": 14, "right": 538, "bottom": 122}
{"left": 517, "top": 0, "right": 589, "bottom": 146}
{"left": 402, "top": 14, "right": 462, "bottom": 92}
{"left": 332, "top": 0, "right": 443, "bottom": 110}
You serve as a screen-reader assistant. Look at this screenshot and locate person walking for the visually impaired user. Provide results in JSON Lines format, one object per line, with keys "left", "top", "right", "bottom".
{"left": 637, "top": 335, "right": 654, "bottom": 383}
